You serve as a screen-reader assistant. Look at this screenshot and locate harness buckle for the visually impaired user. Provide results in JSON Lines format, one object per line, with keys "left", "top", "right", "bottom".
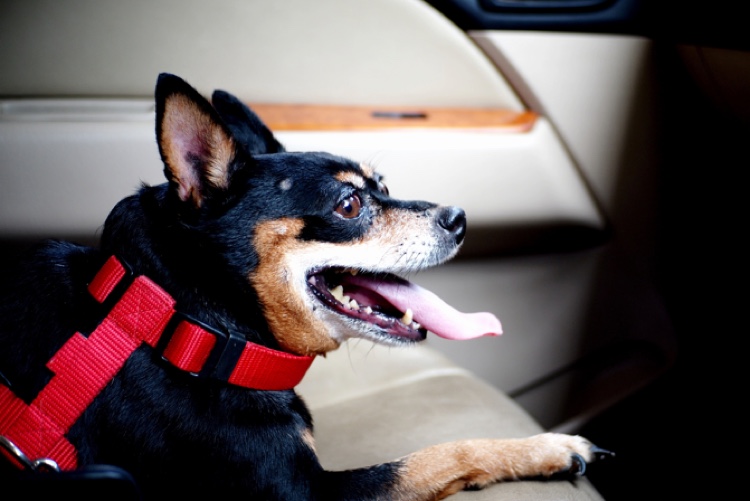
{"left": 157, "top": 312, "right": 246, "bottom": 382}
{"left": 0, "top": 435, "right": 60, "bottom": 473}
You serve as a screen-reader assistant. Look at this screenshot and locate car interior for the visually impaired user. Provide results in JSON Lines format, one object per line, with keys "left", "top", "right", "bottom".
{"left": 1, "top": 0, "right": 746, "bottom": 499}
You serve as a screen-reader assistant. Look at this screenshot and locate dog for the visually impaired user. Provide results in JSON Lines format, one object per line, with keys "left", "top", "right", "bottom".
{"left": 0, "top": 73, "right": 609, "bottom": 499}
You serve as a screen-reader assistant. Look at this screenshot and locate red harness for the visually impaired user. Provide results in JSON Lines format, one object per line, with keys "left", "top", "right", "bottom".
{"left": 0, "top": 256, "right": 314, "bottom": 471}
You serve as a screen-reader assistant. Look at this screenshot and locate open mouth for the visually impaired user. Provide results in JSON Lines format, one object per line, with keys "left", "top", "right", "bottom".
{"left": 307, "top": 267, "right": 504, "bottom": 343}
{"left": 307, "top": 267, "right": 428, "bottom": 342}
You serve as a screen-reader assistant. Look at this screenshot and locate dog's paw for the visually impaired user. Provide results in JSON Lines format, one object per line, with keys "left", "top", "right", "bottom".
{"left": 394, "top": 434, "right": 613, "bottom": 498}
{"left": 526, "top": 433, "right": 614, "bottom": 479}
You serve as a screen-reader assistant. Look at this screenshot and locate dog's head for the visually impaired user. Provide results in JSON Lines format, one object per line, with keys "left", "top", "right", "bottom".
{"left": 153, "top": 73, "right": 501, "bottom": 356}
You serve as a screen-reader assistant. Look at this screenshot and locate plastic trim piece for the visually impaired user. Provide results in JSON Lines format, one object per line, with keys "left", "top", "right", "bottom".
{"left": 480, "top": 0, "right": 613, "bottom": 13}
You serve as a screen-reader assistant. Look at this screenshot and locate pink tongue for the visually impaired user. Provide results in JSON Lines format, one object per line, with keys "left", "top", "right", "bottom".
{"left": 345, "top": 275, "right": 502, "bottom": 340}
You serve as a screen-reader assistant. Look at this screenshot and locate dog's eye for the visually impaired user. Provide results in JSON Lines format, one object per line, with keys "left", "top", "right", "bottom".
{"left": 335, "top": 194, "right": 362, "bottom": 219}
{"left": 377, "top": 180, "right": 389, "bottom": 195}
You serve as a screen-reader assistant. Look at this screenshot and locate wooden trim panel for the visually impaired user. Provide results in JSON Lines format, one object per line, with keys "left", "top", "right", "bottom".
{"left": 249, "top": 103, "right": 537, "bottom": 132}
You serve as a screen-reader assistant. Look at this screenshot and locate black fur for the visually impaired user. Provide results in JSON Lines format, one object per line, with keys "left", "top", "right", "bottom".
{"left": 212, "top": 90, "right": 285, "bottom": 155}
{"left": 0, "top": 74, "right": 420, "bottom": 498}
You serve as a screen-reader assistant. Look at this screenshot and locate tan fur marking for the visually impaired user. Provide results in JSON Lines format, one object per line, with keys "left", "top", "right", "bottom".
{"left": 251, "top": 205, "right": 456, "bottom": 355}
{"left": 334, "top": 170, "right": 366, "bottom": 188}
{"left": 204, "top": 129, "right": 235, "bottom": 190}
{"left": 394, "top": 434, "right": 593, "bottom": 500}
{"left": 161, "top": 94, "right": 235, "bottom": 206}
{"left": 359, "top": 163, "right": 375, "bottom": 178}
{"left": 301, "top": 428, "right": 317, "bottom": 453}
{"left": 251, "top": 219, "right": 340, "bottom": 356}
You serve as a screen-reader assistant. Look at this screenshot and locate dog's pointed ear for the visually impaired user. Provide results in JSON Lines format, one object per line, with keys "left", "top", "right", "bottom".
{"left": 211, "top": 90, "right": 285, "bottom": 155}
{"left": 155, "top": 73, "right": 236, "bottom": 208}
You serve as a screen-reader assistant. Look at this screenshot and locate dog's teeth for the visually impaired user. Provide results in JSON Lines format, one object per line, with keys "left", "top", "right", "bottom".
{"left": 308, "top": 276, "right": 316, "bottom": 285}
{"left": 349, "top": 299, "right": 360, "bottom": 310}
{"left": 331, "top": 285, "right": 344, "bottom": 302}
{"left": 349, "top": 269, "right": 358, "bottom": 276}
{"left": 364, "top": 306, "right": 373, "bottom": 315}
{"left": 342, "top": 295, "right": 351, "bottom": 305}
{"left": 401, "top": 308, "right": 413, "bottom": 326}
{"left": 412, "top": 321, "right": 421, "bottom": 330}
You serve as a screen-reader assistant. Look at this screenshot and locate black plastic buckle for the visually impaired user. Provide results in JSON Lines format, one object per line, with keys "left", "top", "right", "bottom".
{"left": 157, "top": 312, "right": 246, "bottom": 382}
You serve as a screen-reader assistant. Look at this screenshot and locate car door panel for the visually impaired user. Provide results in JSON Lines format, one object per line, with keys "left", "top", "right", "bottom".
{"left": 0, "top": 0, "right": 674, "bottom": 432}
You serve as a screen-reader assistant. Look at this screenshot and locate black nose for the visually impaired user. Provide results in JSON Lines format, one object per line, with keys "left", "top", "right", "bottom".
{"left": 437, "top": 206, "right": 466, "bottom": 244}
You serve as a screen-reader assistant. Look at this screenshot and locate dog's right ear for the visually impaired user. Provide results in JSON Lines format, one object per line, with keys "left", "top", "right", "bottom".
{"left": 155, "top": 73, "right": 237, "bottom": 208}
{"left": 211, "top": 90, "right": 285, "bottom": 155}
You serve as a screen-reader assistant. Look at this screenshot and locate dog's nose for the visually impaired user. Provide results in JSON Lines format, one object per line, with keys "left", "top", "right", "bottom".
{"left": 437, "top": 206, "right": 466, "bottom": 244}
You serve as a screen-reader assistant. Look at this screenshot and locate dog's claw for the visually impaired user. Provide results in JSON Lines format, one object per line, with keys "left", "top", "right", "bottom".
{"left": 569, "top": 453, "right": 587, "bottom": 477}
{"left": 591, "top": 445, "right": 615, "bottom": 461}
{"left": 562, "top": 444, "right": 613, "bottom": 479}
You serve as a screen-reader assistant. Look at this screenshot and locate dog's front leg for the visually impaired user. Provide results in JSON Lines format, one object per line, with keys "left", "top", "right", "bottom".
{"left": 389, "top": 433, "right": 607, "bottom": 500}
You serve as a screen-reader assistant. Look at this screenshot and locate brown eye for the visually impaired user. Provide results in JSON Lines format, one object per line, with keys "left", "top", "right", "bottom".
{"left": 335, "top": 194, "right": 362, "bottom": 219}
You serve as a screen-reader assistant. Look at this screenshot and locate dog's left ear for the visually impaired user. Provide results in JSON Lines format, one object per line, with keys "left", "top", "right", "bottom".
{"left": 211, "top": 90, "right": 285, "bottom": 155}
{"left": 155, "top": 73, "right": 236, "bottom": 208}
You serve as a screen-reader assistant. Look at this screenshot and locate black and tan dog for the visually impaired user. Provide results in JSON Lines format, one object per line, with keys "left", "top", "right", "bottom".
{"left": 0, "top": 74, "right": 608, "bottom": 499}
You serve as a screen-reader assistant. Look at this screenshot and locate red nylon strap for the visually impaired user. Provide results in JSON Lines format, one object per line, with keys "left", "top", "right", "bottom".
{"left": 0, "top": 259, "right": 175, "bottom": 470}
{"left": 88, "top": 256, "right": 315, "bottom": 389}
{"left": 87, "top": 256, "right": 127, "bottom": 303}
{"left": 0, "top": 256, "right": 315, "bottom": 470}
{"left": 229, "top": 342, "right": 315, "bottom": 391}
{"left": 162, "top": 322, "right": 217, "bottom": 373}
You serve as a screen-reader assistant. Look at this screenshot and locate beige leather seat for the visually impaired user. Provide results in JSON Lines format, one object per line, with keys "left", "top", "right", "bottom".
{"left": 298, "top": 341, "right": 603, "bottom": 500}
